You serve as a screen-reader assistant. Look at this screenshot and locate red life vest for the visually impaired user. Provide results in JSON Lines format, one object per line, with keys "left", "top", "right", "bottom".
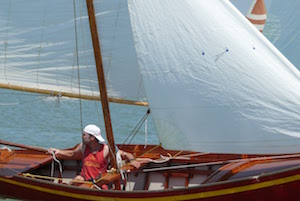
{"left": 80, "top": 145, "right": 108, "bottom": 180}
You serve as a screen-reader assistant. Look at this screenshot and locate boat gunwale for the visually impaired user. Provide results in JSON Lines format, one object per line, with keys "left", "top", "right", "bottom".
{"left": 2, "top": 155, "right": 300, "bottom": 193}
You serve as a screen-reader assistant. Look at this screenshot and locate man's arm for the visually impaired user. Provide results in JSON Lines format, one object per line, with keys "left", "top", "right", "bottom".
{"left": 103, "top": 144, "right": 109, "bottom": 161}
{"left": 118, "top": 149, "right": 141, "bottom": 169}
{"left": 118, "top": 150, "right": 134, "bottom": 161}
{"left": 48, "top": 143, "right": 83, "bottom": 159}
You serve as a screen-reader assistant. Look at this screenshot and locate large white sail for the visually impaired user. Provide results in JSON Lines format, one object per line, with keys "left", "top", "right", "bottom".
{"left": 128, "top": 0, "right": 300, "bottom": 153}
{"left": 231, "top": 0, "right": 300, "bottom": 69}
{"left": 0, "top": 0, "right": 145, "bottom": 104}
{"left": 94, "top": 0, "right": 145, "bottom": 103}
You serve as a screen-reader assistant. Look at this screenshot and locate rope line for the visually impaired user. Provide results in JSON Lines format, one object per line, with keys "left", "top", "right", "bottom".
{"left": 35, "top": 4, "right": 48, "bottom": 88}
{"left": 142, "top": 153, "right": 300, "bottom": 173}
{"left": 136, "top": 144, "right": 161, "bottom": 158}
{"left": 78, "top": 0, "right": 102, "bottom": 125}
{"left": 22, "top": 173, "right": 92, "bottom": 184}
{"left": 120, "top": 109, "right": 150, "bottom": 149}
{"left": 104, "top": 0, "right": 122, "bottom": 80}
{"left": 173, "top": 150, "right": 183, "bottom": 158}
{"left": 0, "top": 95, "right": 55, "bottom": 106}
{"left": 73, "top": 0, "right": 83, "bottom": 130}
{"left": 3, "top": 0, "right": 11, "bottom": 84}
{"left": 51, "top": 151, "right": 63, "bottom": 177}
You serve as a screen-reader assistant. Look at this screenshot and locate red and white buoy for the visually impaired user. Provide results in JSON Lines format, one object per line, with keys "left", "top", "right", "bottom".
{"left": 246, "top": 0, "right": 267, "bottom": 32}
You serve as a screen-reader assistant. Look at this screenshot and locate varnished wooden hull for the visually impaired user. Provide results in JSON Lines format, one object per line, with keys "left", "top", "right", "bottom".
{"left": 1, "top": 142, "right": 300, "bottom": 201}
{"left": 1, "top": 168, "right": 300, "bottom": 201}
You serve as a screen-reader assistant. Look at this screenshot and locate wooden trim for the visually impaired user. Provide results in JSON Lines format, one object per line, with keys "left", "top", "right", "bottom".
{"left": 0, "top": 149, "right": 14, "bottom": 160}
{"left": 0, "top": 83, "right": 148, "bottom": 106}
{"left": 185, "top": 175, "right": 190, "bottom": 187}
{"left": 1, "top": 172, "right": 300, "bottom": 200}
{"left": 164, "top": 173, "right": 169, "bottom": 189}
{"left": 162, "top": 169, "right": 215, "bottom": 176}
{"left": 218, "top": 159, "right": 271, "bottom": 182}
{"left": 0, "top": 139, "right": 47, "bottom": 152}
{"left": 144, "top": 173, "right": 149, "bottom": 190}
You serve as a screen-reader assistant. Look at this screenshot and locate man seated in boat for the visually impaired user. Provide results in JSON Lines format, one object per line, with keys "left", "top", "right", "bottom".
{"left": 48, "top": 124, "right": 140, "bottom": 187}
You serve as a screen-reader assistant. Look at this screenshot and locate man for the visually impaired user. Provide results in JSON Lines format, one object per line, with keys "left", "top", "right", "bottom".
{"left": 48, "top": 124, "right": 140, "bottom": 184}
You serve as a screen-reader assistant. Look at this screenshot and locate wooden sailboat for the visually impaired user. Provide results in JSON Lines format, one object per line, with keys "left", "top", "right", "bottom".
{"left": 1, "top": 0, "right": 300, "bottom": 200}
{"left": 1, "top": 139, "right": 300, "bottom": 201}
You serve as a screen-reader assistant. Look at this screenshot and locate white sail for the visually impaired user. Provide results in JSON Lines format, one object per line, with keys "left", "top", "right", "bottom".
{"left": 0, "top": 0, "right": 145, "bottom": 104}
{"left": 94, "top": 0, "right": 146, "bottom": 103}
{"left": 231, "top": 0, "right": 300, "bottom": 69}
{"left": 128, "top": 0, "right": 300, "bottom": 153}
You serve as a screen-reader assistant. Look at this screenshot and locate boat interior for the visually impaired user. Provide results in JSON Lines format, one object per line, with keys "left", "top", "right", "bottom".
{"left": 1, "top": 144, "right": 300, "bottom": 191}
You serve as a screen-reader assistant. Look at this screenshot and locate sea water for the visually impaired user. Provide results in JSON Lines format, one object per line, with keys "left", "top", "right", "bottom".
{"left": 0, "top": 88, "right": 158, "bottom": 200}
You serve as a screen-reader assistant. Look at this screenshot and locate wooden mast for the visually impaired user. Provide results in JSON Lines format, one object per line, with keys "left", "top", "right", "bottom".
{"left": 86, "top": 0, "right": 118, "bottom": 171}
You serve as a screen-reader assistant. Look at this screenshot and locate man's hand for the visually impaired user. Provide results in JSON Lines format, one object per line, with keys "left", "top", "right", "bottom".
{"left": 130, "top": 160, "right": 141, "bottom": 169}
{"left": 48, "top": 148, "right": 60, "bottom": 156}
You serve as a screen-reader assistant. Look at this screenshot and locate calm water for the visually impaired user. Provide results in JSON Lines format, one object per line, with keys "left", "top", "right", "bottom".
{"left": 0, "top": 88, "right": 158, "bottom": 200}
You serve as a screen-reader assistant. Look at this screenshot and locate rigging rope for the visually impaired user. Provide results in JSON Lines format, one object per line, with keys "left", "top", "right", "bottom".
{"left": 105, "top": 0, "right": 122, "bottom": 80}
{"left": 120, "top": 109, "right": 150, "bottom": 149}
{"left": 50, "top": 151, "right": 63, "bottom": 178}
{"left": 3, "top": 0, "right": 11, "bottom": 84}
{"left": 73, "top": 0, "right": 83, "bottom": 130}
{"left": 0, "top": 95, "right": 54, "bottom": 106}
{"left": 35, "top": 3, "right": 47, "bottom": 87}
{"left": 22, "top": 173, "right": 93, "bottom": 185}
{"left": 144, "top": 118, "right": 148, "bottom": 148}
{"left": 136, "top": 143, "right": 161, "bottom": 158}
{"left": 78, "top": 0, "right": 102, "bottom": 125}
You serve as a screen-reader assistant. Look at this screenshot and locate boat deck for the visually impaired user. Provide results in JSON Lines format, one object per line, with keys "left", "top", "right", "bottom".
{"left": 0, "top": 148, "right": 52, "bottom": 177}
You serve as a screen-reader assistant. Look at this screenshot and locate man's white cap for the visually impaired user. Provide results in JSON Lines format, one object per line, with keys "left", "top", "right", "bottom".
{"left": 83, "top": 124, "right": 105, "bottom": 143}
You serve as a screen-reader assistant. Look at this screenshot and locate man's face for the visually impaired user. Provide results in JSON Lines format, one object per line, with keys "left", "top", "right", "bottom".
{"left": 82, "top": 132, "right": 93, "bottom": 145}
